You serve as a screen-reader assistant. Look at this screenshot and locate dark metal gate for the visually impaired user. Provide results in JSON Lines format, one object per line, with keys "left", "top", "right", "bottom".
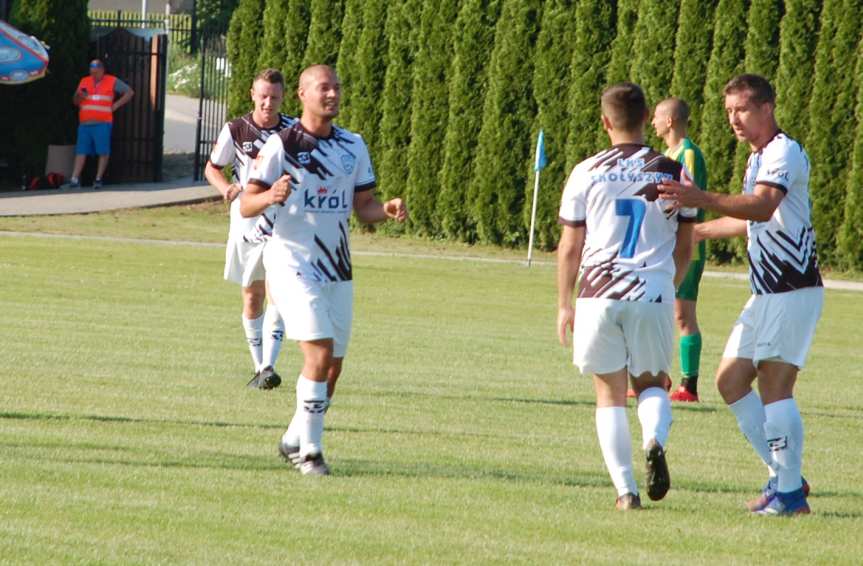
{"left": 90, "top": 28, "right": 167, "bottom": 183}
{"left": 192, "top": 33, "right": 229, "bottom": 181}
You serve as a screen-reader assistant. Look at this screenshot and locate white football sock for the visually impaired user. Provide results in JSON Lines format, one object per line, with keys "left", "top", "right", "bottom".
{"left": 764, "top": 398, "right": 804, "bottom": 493}
{"left": 596, "top": 407, "right": 638, "bottom": 497}
{"left": 637, "top": 387, "right": 673, "bottom": 450}
{"left": 297, "top": 375, "right": 328, "bottom": 457}
{"left": 241, "top": 313, "right": 264, "bottom": 372}
{"left": 728, "top": 390, "right": 775, "bottom": 474}
{"left": 262, "top": 304, "right": 285, "bottom": 370}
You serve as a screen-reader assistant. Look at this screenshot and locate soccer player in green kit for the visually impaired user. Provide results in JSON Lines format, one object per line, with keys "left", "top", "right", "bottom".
{"left": 652, "top": 98, "right": 708, "bottom": 402}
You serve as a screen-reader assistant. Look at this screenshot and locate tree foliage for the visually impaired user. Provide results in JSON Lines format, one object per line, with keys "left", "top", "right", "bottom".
{"left": 438, "top": 0, "right": 502, "bottom": 242}
{"left": 469, "top": 0, "right": 542, "bottom": 246}
{"left": 404, "top": 0, "right": 461, "bottom": 236}
{"left": 566, "top": 0, "right": 614, "bottom": 169}
{"left": 526, "top": 0, "right": 578, "bottom": 250}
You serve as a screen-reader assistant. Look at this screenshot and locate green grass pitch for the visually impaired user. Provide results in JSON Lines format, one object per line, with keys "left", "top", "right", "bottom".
{"left": 1, "top": 204, "right": 862, "bottom": 564}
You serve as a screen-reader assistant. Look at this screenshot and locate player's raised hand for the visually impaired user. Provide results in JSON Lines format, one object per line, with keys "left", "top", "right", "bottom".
{"left": 658, "top": 178, "right": 704, "bottom": 209}
{"left": 270, "top": 174, "right": 293, "bottom": 205}
{"left": 557, "top": 305, "right": 574, "bottom": 346}
{"left": 384, "top": 198, "right": 408, "bottom": 222}
{"left": 224, "top": 183, "right": 242, "bottom": 203}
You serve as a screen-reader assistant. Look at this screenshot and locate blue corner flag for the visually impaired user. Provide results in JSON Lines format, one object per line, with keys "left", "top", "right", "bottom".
{"left": 534, "top": 129, "right": 547, "bottom": 172}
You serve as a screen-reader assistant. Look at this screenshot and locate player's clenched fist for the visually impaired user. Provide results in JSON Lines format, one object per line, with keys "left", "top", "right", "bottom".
{"left": 557, "top": 305, "right": 574, "bottom": 346}
{"left": 270, "top": 174, "right": 293, "bottom": 205}
{"left": 384, "top": 198, "right": 408, "bottom": 222}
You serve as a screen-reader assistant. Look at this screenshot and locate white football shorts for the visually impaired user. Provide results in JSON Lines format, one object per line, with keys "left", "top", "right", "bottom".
{"left": 573, "top": 298, "right": 674, "bottom": 378}
{"left": 224, "top": 235, "right": 267, "bottom": 287}
{"left": 267, "top": 275, "right": 353, "bottom": 358}
{"left": 722, "top": 286, "right": 823, "bottom": 369}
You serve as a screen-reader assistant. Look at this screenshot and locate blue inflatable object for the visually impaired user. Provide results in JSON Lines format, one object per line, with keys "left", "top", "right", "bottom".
{"left": 0, "top": 20, "right": 49, "bottom": 85}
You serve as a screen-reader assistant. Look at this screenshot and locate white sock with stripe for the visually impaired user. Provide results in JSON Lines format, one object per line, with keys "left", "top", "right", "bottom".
{"left": 262, "top": 304, "right": 285, "bottom": 370}
{"left": 764, "top": 398, "right": 804, "bottom": 493}
{"left": 297, "top": 375, "right": 328, "bottom": 458}
{"left": 241, "top": 313, "right": 264, "bottom": 372}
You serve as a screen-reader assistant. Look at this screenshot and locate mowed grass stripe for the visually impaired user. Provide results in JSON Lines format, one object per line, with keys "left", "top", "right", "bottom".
{"left": 1, "top": 233, "right": 862, "bottom": 564}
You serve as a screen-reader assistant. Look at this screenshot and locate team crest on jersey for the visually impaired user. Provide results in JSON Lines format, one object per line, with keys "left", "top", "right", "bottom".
{"left": 341, "top": 154, "right": 355, "bottom": 174}
{"left": 298, "top": 152, "right": 311, "bottom": 165}
{"left": 242, "top": 141, "right": 254, "bottom": 153}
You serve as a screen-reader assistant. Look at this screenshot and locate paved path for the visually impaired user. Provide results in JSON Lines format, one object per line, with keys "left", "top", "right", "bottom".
{"left": 164, "top": 94, "right": 200, "bottom": 154}
{"left": 0, "top": 178, "right": 218, "bottom": 216}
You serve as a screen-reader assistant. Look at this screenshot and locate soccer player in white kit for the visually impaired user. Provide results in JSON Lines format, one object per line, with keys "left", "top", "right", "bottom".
{"left": 660, "top": 74, "right": 822, "bottom": 516}
{"left": 557, "top": 83, "right": 695, "bottom": 510}
{"left": 205, "top": 69, "right": 293, "bottom": 390}
{"left": 241, "top": 65, "right": 407, "bottom": 475}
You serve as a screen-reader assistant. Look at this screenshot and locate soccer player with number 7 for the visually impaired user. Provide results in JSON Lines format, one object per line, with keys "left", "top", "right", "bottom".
{"left": 557, "top": 83, "right": 695, "bottom": 510}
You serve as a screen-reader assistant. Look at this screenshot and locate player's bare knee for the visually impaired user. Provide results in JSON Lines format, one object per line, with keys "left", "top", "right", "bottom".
{"left": 631, "top": 372, "right": 667, "bottom": 396}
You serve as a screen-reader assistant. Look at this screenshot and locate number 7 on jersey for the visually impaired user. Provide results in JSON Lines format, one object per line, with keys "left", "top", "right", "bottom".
{"left": 615, "top": 198, "right": 646, "bottom": 259}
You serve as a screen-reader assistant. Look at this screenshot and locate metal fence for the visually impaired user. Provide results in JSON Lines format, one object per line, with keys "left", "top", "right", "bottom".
{"left": 88, "top": 10, "right": 196, "bottom": 53}
{"left": 193, "top": 34, "right": 229, "bottom": 181}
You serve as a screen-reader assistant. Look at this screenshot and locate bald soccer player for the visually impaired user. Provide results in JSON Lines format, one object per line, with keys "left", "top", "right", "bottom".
{"left": 652, "top": 98, "right": 709, "bottom": 402}
{"left": 242, "top": 65, "right": 408, "bottom": 475}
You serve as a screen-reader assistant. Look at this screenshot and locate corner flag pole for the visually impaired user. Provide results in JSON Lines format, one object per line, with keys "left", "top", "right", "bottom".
{"left": 527, "top": 129, "right": 547, "bottom": 268}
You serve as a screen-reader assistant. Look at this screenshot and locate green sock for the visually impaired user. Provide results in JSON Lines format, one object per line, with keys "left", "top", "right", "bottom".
{"left": 679, "top": 333, "right": 702, "bottom": 379}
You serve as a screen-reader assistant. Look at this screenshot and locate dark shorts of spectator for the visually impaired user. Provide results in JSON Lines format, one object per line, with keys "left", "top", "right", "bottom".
{"left": 75, "top": 123, "right": 112, "bottom": 156}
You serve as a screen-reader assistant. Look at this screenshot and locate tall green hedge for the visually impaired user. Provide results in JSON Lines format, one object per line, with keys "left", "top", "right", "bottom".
{"left": 729, "top": 0, "right": 784, "bottom": 218}
{"left": 670, "top": 0, "right": 716, "bottom": 141}
{"left": 226, "top": 0, "right": 266, "bottom": 118}
{"left": 699, "top": 0, "right": 748, "bottom": 262}
{"left": 630, "top": 0, "right": 679, "bottom": 148}
{"left": 806, "top": 0, "right": 862, "bottom": 265}
{"left": 227, "top": 0, "right": 863, "bottom": 268}
{"left": 838, "top": 37, "right": 863, "bottom": 269}
{"left": 527, "top": 0, "right": 577, "bottom": 251}
{"left": 9, "top": 0, "right": 90, "bottom": 175}
{"left": 302, "top": 0, "right": 344, "bottom": 68}
{"left": 438, "top": 0, "right": 501, "bottom": 242}
{"left": 404, "top": 0, "right": 460, "bottom": 237}
{"left": 605, "top": 0, "right": 640, "bottom": 85}
{"left": 376, "top": 0, "right": 421, "bottom": 209}
{"left": 774, "top": 0, "right": 822, "bottom": 144}
{"left": 334, "top": 0, "right": 364, "bottom": 128}
{"left": 349, "top": 0, "right": 389, "bottom": 159}
{"left": 566, "top": 0, "right": 614, "bottom": 169}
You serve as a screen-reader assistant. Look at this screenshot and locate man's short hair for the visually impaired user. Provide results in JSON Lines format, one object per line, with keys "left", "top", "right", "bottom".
{"left": 660, "top": 97, "right": 690, "bottom": 125}
{"left": 253, "top": 68, "right": 285, "bottom": 88}
{"left": 723, "top": 74, "right": 775, "bottom": 105}
{"left": 601, "top": 82, "right": 648, "bottom": 132}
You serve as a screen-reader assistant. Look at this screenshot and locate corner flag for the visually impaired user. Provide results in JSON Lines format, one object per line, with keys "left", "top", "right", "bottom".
{"left": 527, "top": 130, "right": 547, "bottom": 267}
{"left": 534, "top": 129, "right": 547, "bottom": 172}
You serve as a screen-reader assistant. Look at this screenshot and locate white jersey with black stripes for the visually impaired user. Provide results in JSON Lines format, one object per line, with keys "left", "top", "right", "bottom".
{"left": 743, "top": 131, "right": 822, "bottom": 294}
{"left": 247, "top": 121, "right": 376, "bottom": 283}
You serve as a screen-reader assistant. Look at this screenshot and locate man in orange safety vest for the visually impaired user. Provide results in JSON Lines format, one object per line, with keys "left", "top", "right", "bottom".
{"left": 69, "top": 59, "right": 134, "bottom": 189}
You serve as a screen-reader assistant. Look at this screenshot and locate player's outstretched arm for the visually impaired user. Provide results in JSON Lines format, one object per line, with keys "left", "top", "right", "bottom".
{"left": 659, "top": 179, "right": 783, "bottom": 222}
{"left": 204, "top": 161, "right": 241, "bottom": 203}
{"left": 673, "top": 222, "right": 694, "bottom": 289}
{"left": 694, "top": 216, "right": 748, "bottom": 242}
{"left": 353, "top": 190, "right": 408, "bottom": 224}
{"left": 557, "top": 225, "right": 585, "bottom": 346}
{"left": 240, "top": 176, "right": 291, "bottom": 218}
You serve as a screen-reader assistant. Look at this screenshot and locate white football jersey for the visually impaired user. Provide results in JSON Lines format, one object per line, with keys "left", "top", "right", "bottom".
{"left": 743, "top": 131, "right": 822, "bottom": 294}
{"left": 209, "top": 112, "right": 294, "bottom": 238}
{"left": 247, "top": 122, "right": 376, "bottom": 282}
{"left": 559, "top": 143, "right": 697, "bottom": 303}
